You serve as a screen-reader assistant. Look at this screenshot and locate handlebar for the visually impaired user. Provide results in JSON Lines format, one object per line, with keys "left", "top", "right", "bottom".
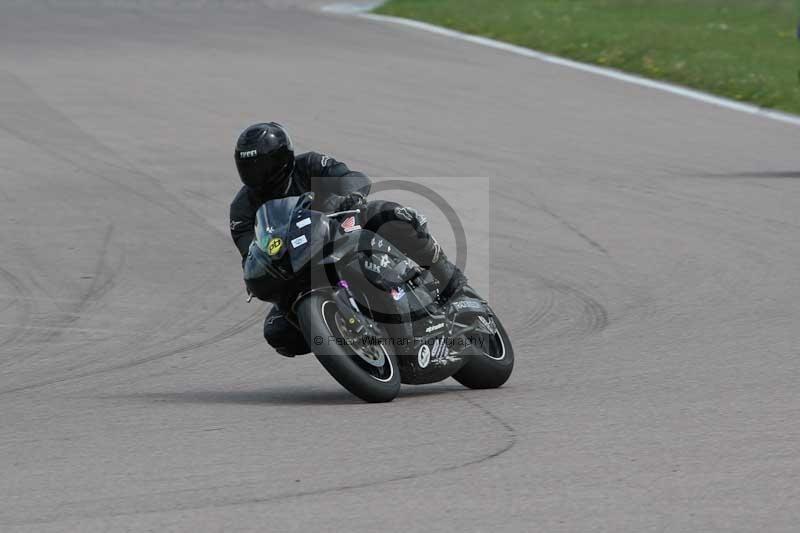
{"left": 325, "top": 209, "right": 362, "bottom": 218}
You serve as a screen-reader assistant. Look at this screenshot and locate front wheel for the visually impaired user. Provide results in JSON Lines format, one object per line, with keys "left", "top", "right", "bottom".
{"left": 453, "top": 315, "right": 514, "bottom": 389}
{"left": 296, "top": 293, "right": 401, "bottom": 403}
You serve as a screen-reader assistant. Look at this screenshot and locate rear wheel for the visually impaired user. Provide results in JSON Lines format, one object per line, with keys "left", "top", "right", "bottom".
{"left": 453, "top": 315, "right": 514, "bottom": 389}
{"left": 297, "top": 293, "right": 401, "bottom": 403}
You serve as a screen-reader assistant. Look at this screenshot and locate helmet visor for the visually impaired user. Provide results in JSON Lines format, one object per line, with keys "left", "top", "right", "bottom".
{"left": 236, "top": 146, "right": 294, "bottom": 193}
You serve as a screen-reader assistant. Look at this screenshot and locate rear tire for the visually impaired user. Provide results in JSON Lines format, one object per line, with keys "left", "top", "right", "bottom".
{"left": 453, "top": 316, "right": 514, "bottom": 389}
{"left": 297, "top": 293, "right": 401, "bottom": 403}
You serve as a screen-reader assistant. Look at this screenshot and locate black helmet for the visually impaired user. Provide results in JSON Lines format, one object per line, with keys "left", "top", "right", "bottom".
{"left": 235, "top": 122, "right": 295, "bottom": 194}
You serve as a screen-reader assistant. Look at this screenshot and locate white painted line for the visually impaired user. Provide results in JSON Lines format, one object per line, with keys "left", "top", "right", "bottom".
{"left": 322, "top": 2, "right": 384, "bottom": 14}
{"left": 324, "top": 3, "right": 800, "bottom": 128}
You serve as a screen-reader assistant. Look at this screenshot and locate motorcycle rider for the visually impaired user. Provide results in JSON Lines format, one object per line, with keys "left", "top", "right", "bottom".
{"left": 230, "top": 122, "right": 468, "bottom": 357}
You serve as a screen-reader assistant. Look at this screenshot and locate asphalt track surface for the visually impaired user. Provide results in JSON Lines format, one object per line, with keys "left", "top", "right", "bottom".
{"left": 1, "top": 1, "right": 799, "bottom": 531}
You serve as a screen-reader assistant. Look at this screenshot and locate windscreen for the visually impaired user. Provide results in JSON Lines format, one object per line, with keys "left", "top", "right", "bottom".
{"left": 254, "top": 195, "right": 301, "bottom": 257}
{"left": 253, "top": 193, "right": 328, "bottom": 272}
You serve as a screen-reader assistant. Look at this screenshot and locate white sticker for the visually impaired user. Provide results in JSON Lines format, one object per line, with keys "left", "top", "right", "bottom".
{"left": 425, "top": 322, "right": 445, "bottom": 333}
{"left": 296, "top": 217, "right": 311, "bottom": 229}
{"left": 291, "top": 235, "right": 308, "bottom": 248}
{"left": 431, "top": 338, "right": 449, "bottom": 361}
{"left": 418, "top": 344, "right": 431, "bottom": 369}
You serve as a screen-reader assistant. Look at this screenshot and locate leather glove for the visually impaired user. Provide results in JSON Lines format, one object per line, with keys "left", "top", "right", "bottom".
{"left": 313, "top": 191, "right": 367, "bottom": 213}
{"left": 337, "top": 191, "right": 366, "bottom": 211}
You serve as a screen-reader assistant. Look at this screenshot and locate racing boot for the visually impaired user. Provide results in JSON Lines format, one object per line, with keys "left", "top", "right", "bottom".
{"left": 428, "top": 250, "right": 471, "bottom": 305}
{"left": 388, "top": 205, "right": 471, "bottom": 304}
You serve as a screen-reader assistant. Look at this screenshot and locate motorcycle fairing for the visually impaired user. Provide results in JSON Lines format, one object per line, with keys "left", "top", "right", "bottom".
{"left": 252, "top": 194, "right": 330, "bottom": 274}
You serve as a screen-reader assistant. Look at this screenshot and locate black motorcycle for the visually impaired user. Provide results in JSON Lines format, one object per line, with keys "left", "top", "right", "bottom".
{"left": 243, "top": 193, "right": 513, "bottom": 403}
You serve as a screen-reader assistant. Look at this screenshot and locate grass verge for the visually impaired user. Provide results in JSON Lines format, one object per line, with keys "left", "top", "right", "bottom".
{"left": 376, "top": 0, "right": 800, "bottom": 115}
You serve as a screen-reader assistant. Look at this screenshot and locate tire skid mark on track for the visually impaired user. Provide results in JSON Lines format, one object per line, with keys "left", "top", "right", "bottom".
{"left": 140, "top": 291, "right": 246, "bottom": 357}
{"left": 521, "top": 282, "right": 556, "bottom": 331}
{"left": 623, "top": 178, "right": 800, "bottom": 233}
{"left": 456, "top": 393, "right": 517, "bottom": 452}
{"left": 491, "top": 190, "right": 611, "bottom": 343}
{"left": 543, "top": 278, "right": 609, "bottom": 336}
{"left": 52, "top": 224, "right": 119, "bottom": 332}
{"left": 0, "top": 71, "right": 246, "bottom": 385}
{"left": 0, "top": 266, "right": 35, "bottom": 351}
{"left": 0, "top": 307, "right": 264, "bottom": 396}
{"left": 497, "top": 263, "right": 609, "bottom": 346}
{"left": 77, "top": 225, "right": 118, "bottom": 308}
{"left": 0, "top": 70, "right": 230, "bottom": 235}
{"left": 3, "top": 224, "right": 122, "bottom": 369}
{"left": 0, "top": 260, "right": 254, "bottom": 390}
{"left": 534, "top": 202, "right": 610, "bottom": 257}
{"left": 492, "top": 188, "right": 610, "bottom": 256}
{"left": 497, "top": 272, "right": 556, "bottom": 335}
{"left": 106, "top": 307, "right": 265, "bottom": 373}
{"left": 699, "top": 170, "right": 800, "bottom": 179}
{"left": 3, "top": 390, "right": 516, "bottom": 525}
{"left": 0, "top": 293, "right": 205, "bottom": 312}
{"left": 0, "top": 290, "right": 18, "bottom": 316}
{"left": 0, "top": 71, "right": 181, "bottom": 218}
{"left": 0, "top": 132, "right": 181, "bottom": 219}
{"left": 94, "top": 291, "right": 260, "bottom": 390}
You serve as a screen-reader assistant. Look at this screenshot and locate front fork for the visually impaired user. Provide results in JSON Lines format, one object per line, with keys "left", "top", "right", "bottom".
{"left": 291, "top": 283, "right": 375, "bottom": 337}
{"left": 332, "top": 280, "right": 369, "bottom": 335}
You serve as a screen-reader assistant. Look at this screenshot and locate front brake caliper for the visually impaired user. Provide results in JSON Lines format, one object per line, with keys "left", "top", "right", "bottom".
{"left": 333, "top": 281, "right": 366, "bottom": 334}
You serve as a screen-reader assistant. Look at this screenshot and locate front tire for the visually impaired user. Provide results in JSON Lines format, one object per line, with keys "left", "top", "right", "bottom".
{"left": 453, "top": 315, "right": 514, "bottom": 389}
{"left": 296, "top": 293, "right": 401, "bottom": 403}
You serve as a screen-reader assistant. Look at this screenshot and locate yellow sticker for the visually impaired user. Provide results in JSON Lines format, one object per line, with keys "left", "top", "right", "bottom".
{"left": 267, "top": 237, "right": 283, "bottom": 256}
